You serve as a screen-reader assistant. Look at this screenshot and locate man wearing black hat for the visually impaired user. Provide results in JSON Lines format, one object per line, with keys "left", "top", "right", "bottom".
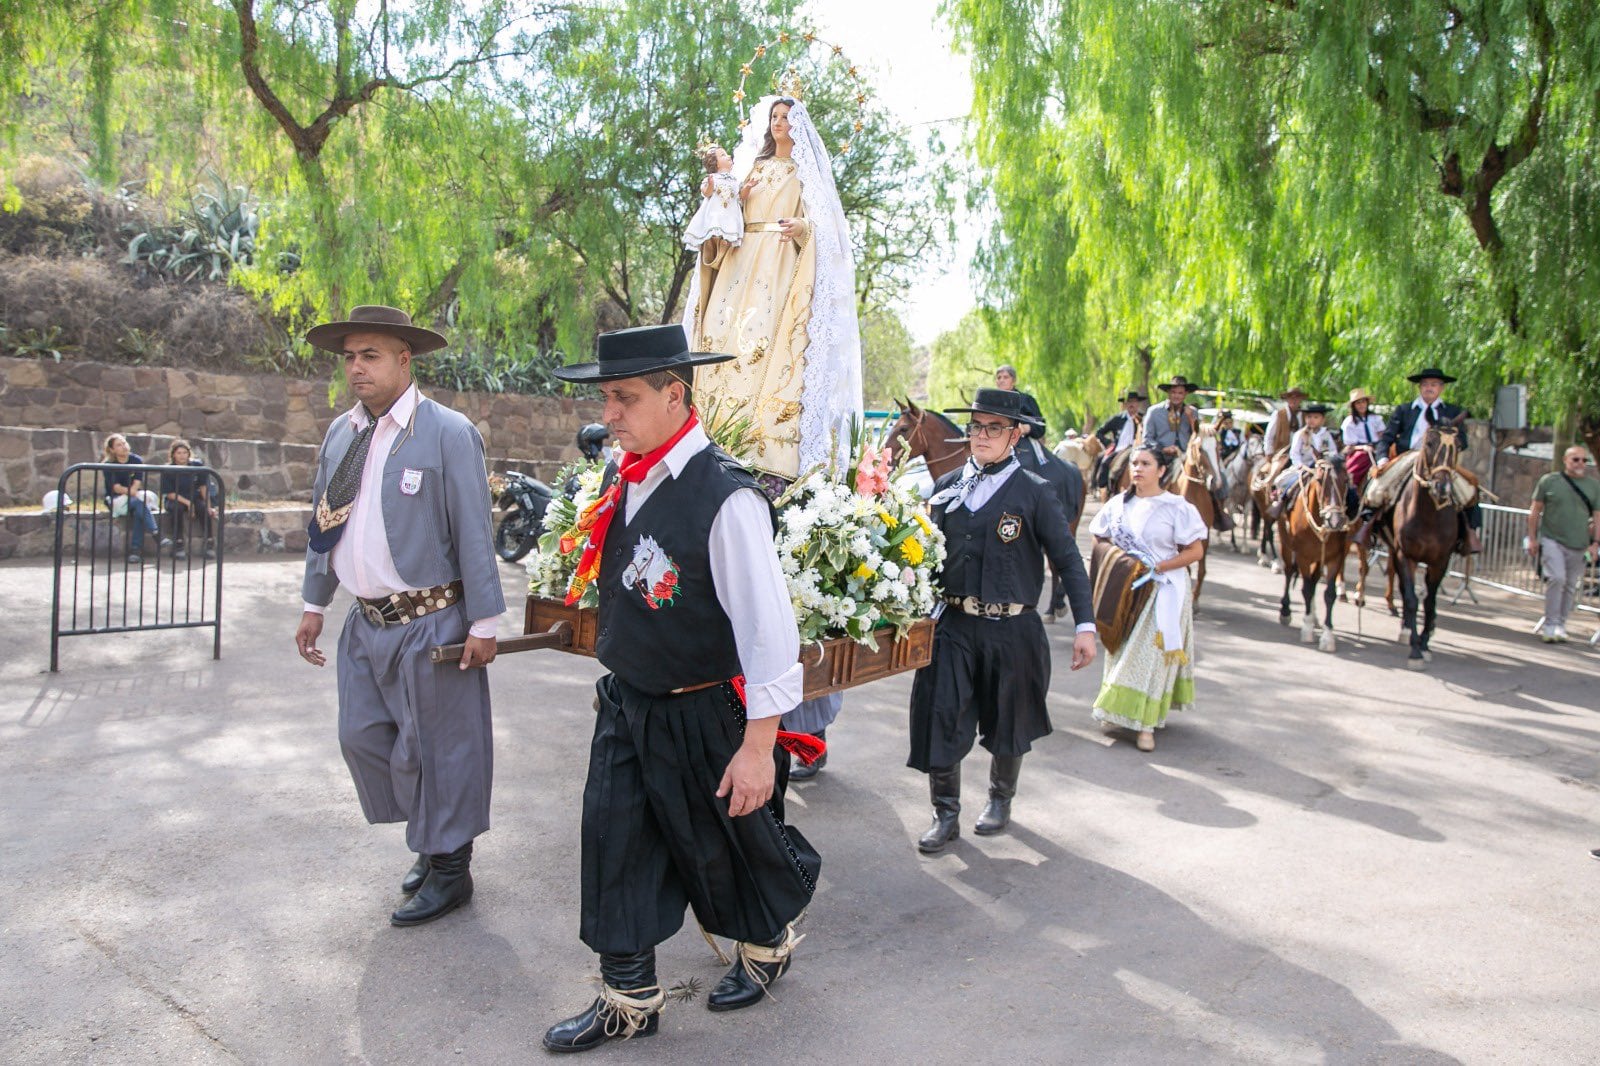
{"left": 541, "top": 325, "right": 820, "bottom": 1053}
{"left": 1094, "top": 389, "right": 1146, "bottom": 491}
{"left": 908, "top": 388, "right": 1098, "bottom": 853}
{"left": 1352, "top": 367, "right": 1481, "bottom": 553}
{"left": 293, "top": 306, "right": 504, "bottom": 928}
{"left": 1144, "top": 375, "right": 1232, "bottom": 531}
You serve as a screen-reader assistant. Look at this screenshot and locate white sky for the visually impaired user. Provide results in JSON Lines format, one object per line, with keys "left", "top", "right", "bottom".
{"left": 799, "top": 0, "right": 982, "bottom": 344}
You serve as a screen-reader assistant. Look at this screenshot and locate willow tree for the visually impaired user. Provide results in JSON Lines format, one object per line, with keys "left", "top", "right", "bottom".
{"left": 948, "top": 0, "right": 1600, "bottom": 445}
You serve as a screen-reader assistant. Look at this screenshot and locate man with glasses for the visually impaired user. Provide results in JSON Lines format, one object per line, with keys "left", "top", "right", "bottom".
{"left": 907, "top": 388, "right": 1097, "bottom": 854}
{"left": 1528, "top": 446, "right": 1600, "bottom": 643}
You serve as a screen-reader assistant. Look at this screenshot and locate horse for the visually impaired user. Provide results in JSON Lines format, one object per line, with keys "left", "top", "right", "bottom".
{"left": 1171, "top": 425, "right": 1224, "bottom": 603}
{"left": 1249, "top": 452, "right": 1288, "bottom": 573}
{"left": 1054, "top": 433, "right": 1102, "bottom": 483}
{"left": 1222, "top": 434, "right": 1265, "bottom": 554}
{"left": 884, "top": 399, "right": 968, "bottom": 482}
{"left": 1382, "top": 428, "right": 1463, "bottom": 670}
{"left": 1275, "top": 456, "right": 1352, "bottom": 652}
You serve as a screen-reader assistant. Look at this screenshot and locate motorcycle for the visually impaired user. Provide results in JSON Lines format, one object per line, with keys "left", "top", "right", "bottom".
{"left": 490, "top": 424, "right": 610, "bottom": 564}
{"left": 491, "top": 469, "right": 553, "bottom": 563}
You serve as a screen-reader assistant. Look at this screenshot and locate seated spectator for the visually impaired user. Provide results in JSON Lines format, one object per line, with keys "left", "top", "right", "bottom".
{"left": 101, "top": 433, "right": 161, "bottom": 563}
{"left": 160, "top": 439, "right": 217, "bottom": 560}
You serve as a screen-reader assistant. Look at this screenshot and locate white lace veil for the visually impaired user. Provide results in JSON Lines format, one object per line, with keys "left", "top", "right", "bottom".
{"left": 683, "top": 95, "right": 863, "bottom": 473}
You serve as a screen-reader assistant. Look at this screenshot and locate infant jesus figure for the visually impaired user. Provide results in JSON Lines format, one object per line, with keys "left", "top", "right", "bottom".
{"left": 682, "top": 142, "right": 744, "bottom": 255}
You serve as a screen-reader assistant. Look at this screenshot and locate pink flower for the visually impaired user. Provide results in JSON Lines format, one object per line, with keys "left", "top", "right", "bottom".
{"left": 856, "top": 445, "right": 891, "bottom": 496}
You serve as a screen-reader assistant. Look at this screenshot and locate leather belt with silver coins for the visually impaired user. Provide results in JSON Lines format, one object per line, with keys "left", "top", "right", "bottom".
{"left": 944, "top": 595, "right": 1032, "bottom": 619}
{"left": 358, "top": 581, "right": 464, "bottom": 627}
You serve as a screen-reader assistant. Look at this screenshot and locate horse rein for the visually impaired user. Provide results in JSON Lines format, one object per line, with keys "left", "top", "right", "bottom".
{"left": 894, "top": 408, "right": 968, "bottom": 470}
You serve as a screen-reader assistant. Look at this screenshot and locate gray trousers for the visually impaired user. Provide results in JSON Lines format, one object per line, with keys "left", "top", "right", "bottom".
{"left": 782, "top": 693, "right": 843, "bottom": 735}
{"left": 1540, "top": 537, "right": 1587, "bottom": 629}
{"left": 336, "top": 601, "right": 493, "bottom": 855}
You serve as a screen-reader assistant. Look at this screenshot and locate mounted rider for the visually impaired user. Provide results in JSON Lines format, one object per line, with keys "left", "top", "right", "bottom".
{"left": 1214, "top": 410, "right": 1243, "bottom": 462}
{"left": 1094, "top": 388, "right": 1146, "bottom": 490}
{"left": 1339, "top": 387, "right": 1386, "bottom": 489}
{"left": 1267, "top": 404, "right": 1349, "bottom": 519}
{"left": 1251, "top": 385, "right": 1308, "bottom": 499}
{"left": 1351, "top": 367, "right": 1482, "bottom": 554}
{"left": 1142, "top": 375, "right": 1232, "bottom": 532}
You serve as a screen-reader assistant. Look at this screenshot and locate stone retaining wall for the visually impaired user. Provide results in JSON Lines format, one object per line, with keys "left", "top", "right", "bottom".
{"left": 0, "top": 424, "right": 579, "bottom": 507}
{"left": 0, "top": 504, "right": 316, "bottom": 559}
{"left": 0, "top": 353, "right": 601, "bottom": 481}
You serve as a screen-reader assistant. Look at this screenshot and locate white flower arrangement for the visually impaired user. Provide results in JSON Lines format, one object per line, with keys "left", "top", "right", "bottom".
{"left": 775, "top": 439, "right": 946, "bottom": 650}
{"left": 525, "top": 424, "right": 945, "bottom": 651}
{"left": 525, "top": 459, "right": 607, "bottom": 607}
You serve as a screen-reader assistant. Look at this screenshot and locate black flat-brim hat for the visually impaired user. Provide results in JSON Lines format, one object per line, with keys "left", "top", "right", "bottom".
{"left": 1406, "top": 367, "right": 1457, "bottom": 384}
{"left": 943, "top": 387, "right": 1045, "bottom": 429}
{"left": 1303, "top": 403, "right": 1332, "bottom": 415}
{"left": 552, "top": 324, "right": 734, "bottom": 384}
{"left": 1121, "top": 389, "right": 1147, "bottom": 401}
{"left": 1157, "top": 375, "right": 1203, "bottom": 392}
{"left": 305, "top": 304, "right": 448, "bottom": 355}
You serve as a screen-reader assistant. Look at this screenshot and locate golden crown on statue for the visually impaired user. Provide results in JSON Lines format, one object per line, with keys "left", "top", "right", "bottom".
{"left": 723, "top": 28, "right": 868, "bottom": 156}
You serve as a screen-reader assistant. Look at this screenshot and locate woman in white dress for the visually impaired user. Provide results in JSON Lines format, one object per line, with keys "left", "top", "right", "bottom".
{"left": 1089, "top": 444, "right": 1208, "bottom": 751}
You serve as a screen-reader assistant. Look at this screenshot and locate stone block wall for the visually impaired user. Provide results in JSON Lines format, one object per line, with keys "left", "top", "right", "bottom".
{"left": 0, "top": 354, "right": 602, "bottom": 504}
{"left": 0, "top": 354, "right": 600, "bottom": 464}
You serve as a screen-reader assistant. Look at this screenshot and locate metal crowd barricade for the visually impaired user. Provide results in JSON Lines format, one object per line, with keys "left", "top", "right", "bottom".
{"left": 1446, "top": 503, "right": 1599, "bottom": 645}
{"left": 49, "top": 463, "right": 226, "bottom": 671}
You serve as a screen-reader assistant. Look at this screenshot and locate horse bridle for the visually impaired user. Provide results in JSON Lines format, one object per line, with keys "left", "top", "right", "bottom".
{"left": 892, "top": 407, "right": 968, "bottom": 470}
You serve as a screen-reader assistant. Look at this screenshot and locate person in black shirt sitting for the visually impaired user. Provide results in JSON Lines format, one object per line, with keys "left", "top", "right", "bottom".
{"left": 160, "top": 440, "right": 216, "bottom": 560}
{"left": 101, "top": 433, "right": 162, "bottom": 563}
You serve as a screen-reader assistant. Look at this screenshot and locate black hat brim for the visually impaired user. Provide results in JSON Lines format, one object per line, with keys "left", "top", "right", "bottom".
{"left": 942, "top": 403, "right": 1044, "bottom": 429}
{"left": 552, "top": 351, "right": 735, "bottom": 384}
{"left": 1406, "top": 370, "right": 1458, "bottom": 384}
{"left": 1157, "top": 382, "right": 1203, "bottom": 392}
{"left": 305, "top": 321, "right": 448, "bottom": 355}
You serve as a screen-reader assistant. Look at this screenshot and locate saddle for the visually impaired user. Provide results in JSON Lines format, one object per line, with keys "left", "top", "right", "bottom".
{"left": 1250, "top": 451, "right": 1289, "bottom": 494}
{"left": 1089, "top": 540, "right": 1155, "bottom": 656}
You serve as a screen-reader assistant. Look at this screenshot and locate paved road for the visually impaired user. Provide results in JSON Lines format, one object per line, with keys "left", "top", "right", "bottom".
{"left": 2, "top": 538, "right": 1596, "bottom": 1064}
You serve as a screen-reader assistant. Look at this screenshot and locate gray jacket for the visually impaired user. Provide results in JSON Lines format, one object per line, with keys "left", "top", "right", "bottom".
{"left": 301, "top": 395, "right": 507, "bottom": 624}
{"left": 1143, "top": 402, "right": 1198, "bottom": 453}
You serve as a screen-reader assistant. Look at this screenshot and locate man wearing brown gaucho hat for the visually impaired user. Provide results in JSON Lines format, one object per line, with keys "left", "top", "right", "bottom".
{"left": 293, "top": 305, "right": 504, "bottom": 929}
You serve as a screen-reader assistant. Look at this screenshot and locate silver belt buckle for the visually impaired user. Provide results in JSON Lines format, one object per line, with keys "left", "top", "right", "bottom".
{"left": 984, "top": 601, "right": 1004, "bottom": 619}
{"left": 361, "top": 602, "right": 388, "bottom": 627}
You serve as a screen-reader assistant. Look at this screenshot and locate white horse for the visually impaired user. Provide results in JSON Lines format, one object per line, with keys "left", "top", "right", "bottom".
{"left": 1223, "top": 434, "right": 1265, "bottom": 554}
{"left": 1054, "top": 433, "right": 1102, "bottom": 483}
{"left": 620, "top": 535, "right": 676, "bottom": 605}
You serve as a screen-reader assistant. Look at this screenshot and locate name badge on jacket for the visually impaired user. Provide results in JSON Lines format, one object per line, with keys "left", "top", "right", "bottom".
{"left": 400, "top": 468, "right": 424, "bottom": 496}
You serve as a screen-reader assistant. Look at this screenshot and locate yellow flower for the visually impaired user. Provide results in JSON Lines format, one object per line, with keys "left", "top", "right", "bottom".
{"left": 914, "top": 512, "right": 933, "bottom": 535}
{"left": 852, "top": 562, "right": 877, "bottom": 580}
{"left": 876, "top": 507, "right": 898, "bottom": 529}
{"left": 900, "top": 536, "right": 924, "bottom": 566}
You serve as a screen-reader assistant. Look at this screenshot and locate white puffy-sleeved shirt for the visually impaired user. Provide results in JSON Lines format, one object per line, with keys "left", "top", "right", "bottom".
{"left": 1090, "top": 491, "right": 1209, "bottom": 625}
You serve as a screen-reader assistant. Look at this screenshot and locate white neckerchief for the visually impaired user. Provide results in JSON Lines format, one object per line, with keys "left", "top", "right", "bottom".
{"left": 930, "top": 454, "right": 1020, "bottom": 511}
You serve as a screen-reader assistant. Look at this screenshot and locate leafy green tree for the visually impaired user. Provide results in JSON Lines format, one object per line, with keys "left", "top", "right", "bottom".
{"left": 926, "top": 308, "right": 997, "bottom": 409}
{"left": 858, "top": 306, "right": 921, "bottom": 408}
{"left": 946, "top": 0, "right": 1600, "bottom": 455}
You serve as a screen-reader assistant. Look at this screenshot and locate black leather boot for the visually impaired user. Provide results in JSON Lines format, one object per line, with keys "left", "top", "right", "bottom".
{"left": 788, "top": 728, "right": 826, "bottom": 781}
{"left": 707, "top": 926, "right": 799, "bottom": 1012}
{"left": 400, "top": 853, "right": 429, "bottom": 895}
{"left": 917, "top": 765, "right": 961, "bottom": 853}
{"left": 974, "top": 755, "right": 1022, "bottom": 836}
{"left": 390, "top": 841, "right": 473, "bottom": 927}
{"left": 543, "top": 950, "right": 662, "bottom": 1053}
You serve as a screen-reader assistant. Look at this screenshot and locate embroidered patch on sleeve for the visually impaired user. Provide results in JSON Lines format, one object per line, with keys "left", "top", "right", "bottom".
{"left": 620, "top": 534, "right": 681, "bottom": 609}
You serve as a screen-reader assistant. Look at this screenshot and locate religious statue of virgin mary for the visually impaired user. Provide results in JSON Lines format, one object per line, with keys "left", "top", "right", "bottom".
{"left": 683, "top": 91, "right": 864, "bottom": 481}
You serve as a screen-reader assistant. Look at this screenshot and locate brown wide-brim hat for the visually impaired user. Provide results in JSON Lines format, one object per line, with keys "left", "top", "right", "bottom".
{"left": 305, "top": 305, "right": 448, "bottom": 355}
{"left": 1279, "top": 386, "right": 1308, "bottom": 400}
{"left": 1348, "top": 387, "right": 1373, "bottom": 406}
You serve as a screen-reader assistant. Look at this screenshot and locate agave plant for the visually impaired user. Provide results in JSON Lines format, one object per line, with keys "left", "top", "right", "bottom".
{"left": 121, "top": 177, "right": 262, "bottom": 282}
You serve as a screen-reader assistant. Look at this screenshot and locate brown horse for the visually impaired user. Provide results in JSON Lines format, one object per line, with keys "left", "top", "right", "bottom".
{"left": 884, "top": 399, "right": 967, "bottom": 481}
{"left": 1276, "top": 456, "right": 1352, "bottom": 652}
{"left": 1171, "top": 426, "right": 1223, "bottom": 603}
{"left": 1382, "top": 429, "right": 1463, "bottom": 669}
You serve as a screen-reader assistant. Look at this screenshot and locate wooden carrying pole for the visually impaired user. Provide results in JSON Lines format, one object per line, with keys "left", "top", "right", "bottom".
{"left": 429, "top": 621, "right": 573, "bottom": 664}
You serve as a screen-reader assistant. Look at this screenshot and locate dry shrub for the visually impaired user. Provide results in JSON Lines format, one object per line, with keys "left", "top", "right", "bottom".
{"left": 0, "top": 156, "right": 130, "bottom": 254}
{"left": 0, "top": 253, "right": 296, "bottom": 371}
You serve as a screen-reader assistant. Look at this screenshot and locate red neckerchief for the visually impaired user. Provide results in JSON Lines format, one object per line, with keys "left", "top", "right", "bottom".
{"left": 565, "top": 409, "right": 700, "bottom": 605}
